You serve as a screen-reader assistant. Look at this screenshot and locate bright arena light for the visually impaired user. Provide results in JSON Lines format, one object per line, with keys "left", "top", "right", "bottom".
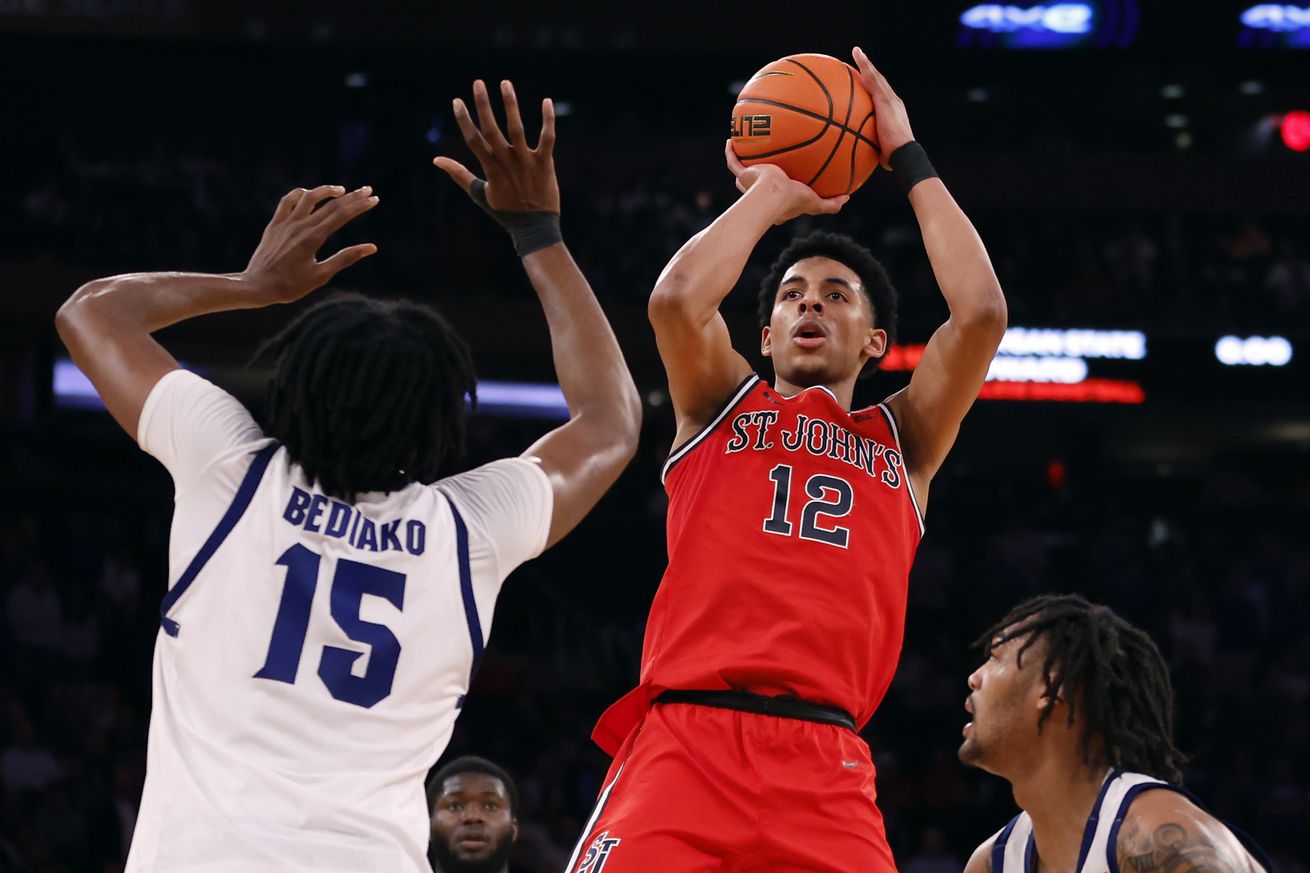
{"left": 960, "top": 3, "right": 1095, "bottom": 34}
{"left": 1240, "top": 4, "right": 1310, "bottom": 31}
{"left": 1215, "top": 335, "right": 1294, "bottom": 366}
{"left": 1280, "top": 110, "right": 1310, "bottom": 152}
{"left": 997, "top": 327, "right": 1147, "bottom": 360}
{"left": 987, "top": 356, "right": 1089, "bottom": 384}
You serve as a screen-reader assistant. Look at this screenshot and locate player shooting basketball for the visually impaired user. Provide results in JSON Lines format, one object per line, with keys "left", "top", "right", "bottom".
{"left": 56, "top": 80, "right": 640, "bottom": 873}
{"left": 960, "top": 595, "right": 1269, "bottom": 873}
{"left": 567, "top": 48, "right": 1007, "bottom": 872}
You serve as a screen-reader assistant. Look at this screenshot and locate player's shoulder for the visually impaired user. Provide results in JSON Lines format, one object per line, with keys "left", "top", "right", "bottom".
{"left": 963, "top": 832, "right": 997, "bottom": 873}
{"left": 435, "top": 456, "right": 550, "bottom": 498}
{"left": 1117, "top": 787, "right": 1264, "bottom": 872}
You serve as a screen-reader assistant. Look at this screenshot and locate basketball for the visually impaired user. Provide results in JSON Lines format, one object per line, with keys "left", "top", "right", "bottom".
{"left": 730, "top": 53, "right": 880, "bottom": 198}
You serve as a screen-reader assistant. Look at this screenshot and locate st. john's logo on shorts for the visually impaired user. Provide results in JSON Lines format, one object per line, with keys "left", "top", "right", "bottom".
{"left": 578, "top": 831, "right": 621, "bottom": 872}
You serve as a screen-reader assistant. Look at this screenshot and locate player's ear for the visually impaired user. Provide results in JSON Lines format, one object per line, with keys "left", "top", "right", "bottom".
{"left": 863, "top": 327, "right": 888, "bottom": 361}
{"left": 761, "top": 325, "right": 773, "bottom": 358}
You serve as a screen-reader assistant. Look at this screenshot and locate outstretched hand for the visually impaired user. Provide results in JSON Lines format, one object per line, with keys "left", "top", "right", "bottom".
{"left": 851, "top": 46, "right": 915, "bottom": 169}
{"left": 724, "top": 141, "right": 848, "bottom": 225}
{"left": 434, "top": 79, "right": 560, "bottom": 215}
{"left": 242, "top": 185, "right": 379, "bottom": 303}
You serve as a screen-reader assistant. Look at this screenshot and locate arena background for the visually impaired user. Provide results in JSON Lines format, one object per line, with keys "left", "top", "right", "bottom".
{"left": 2, "top": 1, "right": 1308, "bottom": 870}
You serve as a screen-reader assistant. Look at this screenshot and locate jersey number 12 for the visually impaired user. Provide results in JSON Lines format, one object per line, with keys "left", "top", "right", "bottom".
{"left": 762, "top": 464, "right": 853, "bottom": 548}
{"left": 254, "top": 544, "right": 405, "bottom": 708}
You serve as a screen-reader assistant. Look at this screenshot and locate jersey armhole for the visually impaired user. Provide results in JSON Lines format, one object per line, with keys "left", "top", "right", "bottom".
{"left": 1106, "top": 784, "right": 1273, "bottom": 873}
{"left": 875, "top": 402, "right": 926, "bottom": 536}
{"left": 661, "top": 374, "right": 761, "bottom": 484}
{"left": 992, "top": 815, "right": 1020, "bottom": 873}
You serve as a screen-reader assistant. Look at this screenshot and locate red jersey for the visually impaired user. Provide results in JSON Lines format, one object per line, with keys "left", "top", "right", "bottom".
{"left": 594, "top": 374, "right": 924, "bottom": 754}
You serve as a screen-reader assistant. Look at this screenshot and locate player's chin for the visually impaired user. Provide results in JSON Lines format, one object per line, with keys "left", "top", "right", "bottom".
{"left": 452, "top": 844, "right": 495, "bottom": 862}
{"left": 957, "top": 735, "right": 984, "bottom": 767}
{"left": 777, "top": 355, "right": 842, "bottom": 387}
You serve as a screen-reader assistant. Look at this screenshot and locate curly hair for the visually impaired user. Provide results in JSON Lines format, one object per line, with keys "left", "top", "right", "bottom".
{"left": 254, "top": 292, "right": 477, "bottom": 502}
{"left": 757, "top": 230, "right": 899, "bottom": 370}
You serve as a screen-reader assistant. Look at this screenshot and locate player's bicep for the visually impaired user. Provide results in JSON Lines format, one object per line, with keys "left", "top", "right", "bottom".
{"left": 520, "top": 418, "right": 632, "bottom": 548}
{"left": 890, "top": 317, "right": 1002, "bottom": 481}
{"left": 1117, "top": 791, "right": 1261, "bottom": 873}
{"left": 649, "top": 299, "right": 754, "bottom": 433}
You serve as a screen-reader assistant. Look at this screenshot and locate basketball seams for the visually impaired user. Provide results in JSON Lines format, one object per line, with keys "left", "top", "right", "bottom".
{"left": 731, "top": 55, "right": 880, "bottom": 196}
{"left": 848, "top": 110, "right": 877, "bottom": 193}
{"left": 806, "top": 64, "right": 856, "bottom": 191}
{"left": 734, "top": 98, "right": 878, "bottom": 151}
{"left": 784, "top": 57, "right": 834, "bottom": 124}
{"left": 733, "top": 101, "right": 833, "bottom": 161}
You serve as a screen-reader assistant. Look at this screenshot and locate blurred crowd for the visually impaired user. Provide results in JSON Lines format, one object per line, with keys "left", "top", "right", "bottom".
{"left": 4, "top": 47, "right": 1308, "bottom": 873}
{"left": 7, "top": 128, "right": 1310, "bottom": 339}
{"left": 1, "top": 413, "right": 1307, "bottom": 872}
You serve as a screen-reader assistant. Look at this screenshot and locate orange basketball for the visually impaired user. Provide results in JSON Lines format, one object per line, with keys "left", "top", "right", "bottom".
{"left": 730, "top": 53, "right": 880, "bottom": 198}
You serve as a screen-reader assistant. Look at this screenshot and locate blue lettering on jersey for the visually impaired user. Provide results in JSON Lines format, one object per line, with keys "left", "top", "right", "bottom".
{"left": 280, "top": 487, "right": 428, "bottom": 556}
{"left": 324, "top": 500, "right": 352, "bottom": 537}
{"left": 356, "top": 518, "right": 379, "bottom": 552}
{"left": 379, "top": 519, "right": 403, "bottom": 552}
{"left": 304, "top": 494, "right": 328, "bottom": 532}
{"left": 406, "top": 520, "right": 426, "bottom": 555}
{"left": 283, "top": 488, "right": 311, "bottom": 524}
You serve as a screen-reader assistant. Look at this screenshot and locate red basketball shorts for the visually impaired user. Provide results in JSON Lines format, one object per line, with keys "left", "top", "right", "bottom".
{"left": 565, "top": 699, "right": 898, "bottom": 873}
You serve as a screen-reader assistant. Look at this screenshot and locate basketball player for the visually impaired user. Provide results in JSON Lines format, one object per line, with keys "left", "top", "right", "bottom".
{"left": 569, "top": 48, "right": 1008, "bottom": 873}
{"left": 960, "top": 595, "right": 1269, "bottom": 873}
{"left": 427, "top": 756, "right": 518, "bottom": 873}
{"left": 55, "top": 79, "right": 640, "bottom": 872}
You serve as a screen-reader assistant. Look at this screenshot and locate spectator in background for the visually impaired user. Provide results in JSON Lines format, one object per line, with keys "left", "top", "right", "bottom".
{"left": 902, "top": 826, "right": 961, "bottom": 873}
{"left": 1, "top": 707, "right": 61, "bottom": 794}
{"left": 428, "top": 756, "right": 519, "bottom": 873}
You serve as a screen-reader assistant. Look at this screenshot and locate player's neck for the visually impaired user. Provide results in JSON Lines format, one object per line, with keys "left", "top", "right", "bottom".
{"left": 772, "top": 376, "right": 856, "bottom": 410}
{"left": 1011, "top": 754, "right": 1110, "bottom": 873}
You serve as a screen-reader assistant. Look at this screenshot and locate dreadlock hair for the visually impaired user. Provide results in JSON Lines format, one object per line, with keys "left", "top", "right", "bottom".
{"left": 975, "top": 593, "right": 1187, "bottom": 784}
{"left": 757, "top": 230, "right": 899, "bottom": 372}
{"left": 426, "top": 755, "right": 519, "bottom": 818}
{"left": 254, "top": 292, "right": 477, "bottom": 502}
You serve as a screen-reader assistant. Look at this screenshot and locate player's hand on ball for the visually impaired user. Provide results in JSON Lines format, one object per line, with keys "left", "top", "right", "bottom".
{"left": 724, "top": 141, "right": 848, "bottom": 225}
{"left": 434, "top": 79, "right": 560, "bottom": 215}
{"left": 851, "top": 47, "right": 915, "bottom": 169}
{"left": 242, "top": 185, "right": 379, "bottom": 304}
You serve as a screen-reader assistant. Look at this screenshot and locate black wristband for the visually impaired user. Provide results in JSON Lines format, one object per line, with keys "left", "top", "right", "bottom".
{"left": 469, "top": 179, "right": 563, "bottom": 257}
{"left": 888, "top": 141, "right": 938, "bottom": 198}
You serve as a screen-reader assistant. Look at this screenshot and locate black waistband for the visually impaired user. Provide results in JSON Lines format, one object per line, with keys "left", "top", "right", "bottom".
{"left": 655, "top": 690, "right": 857, "bottom": 731}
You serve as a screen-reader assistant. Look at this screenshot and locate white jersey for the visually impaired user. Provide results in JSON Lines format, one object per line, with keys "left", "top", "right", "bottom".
{"left": 124, "top": 369, "right": 553, "bottom": 873}
{"left": 990, "top": 769, "right": 1269, "bottom": 873}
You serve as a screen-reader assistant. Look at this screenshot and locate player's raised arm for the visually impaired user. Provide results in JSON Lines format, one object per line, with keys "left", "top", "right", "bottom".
{"left": 649, "top": 146, "right": 848, "bottom": 443}
{"left": 434, "top": 79, "right": 641, "bottom": 549}
{"left": 54, "top": 186, "right": 379, "bottom": 437}
{"left": 851, "top": 47, "right": 1008, "bottom": 493}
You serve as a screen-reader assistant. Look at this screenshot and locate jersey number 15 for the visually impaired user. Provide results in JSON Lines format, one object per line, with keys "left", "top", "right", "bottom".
{"left": 254, "top": 544, "right": 405, "bottom": 708}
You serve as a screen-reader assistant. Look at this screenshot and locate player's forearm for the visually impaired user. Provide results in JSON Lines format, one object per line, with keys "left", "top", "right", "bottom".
{"left": 521, "top": 243, "right": 641, "bottom": 439}
{"left": 907, "top": 179, "right": 1008, "bottom": 332}
{"left": 648, "top": 181, "right": 787, "bottom": 325}
{"left": 57, "top": 271, "right": 266, "bottom": 342}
